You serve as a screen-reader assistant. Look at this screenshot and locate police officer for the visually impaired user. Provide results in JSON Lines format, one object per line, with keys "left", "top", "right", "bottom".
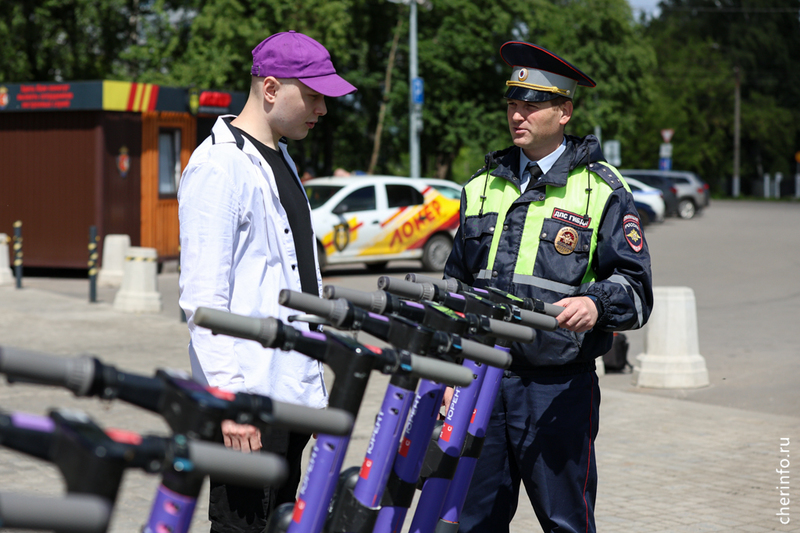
{"left": 444, "top": 42, "right": 653, "bottom": 533}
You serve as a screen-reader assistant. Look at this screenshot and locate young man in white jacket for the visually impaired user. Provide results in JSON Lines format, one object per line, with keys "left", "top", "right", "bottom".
{"left": 178, "top": 31, "right": 356, "bottom": 533}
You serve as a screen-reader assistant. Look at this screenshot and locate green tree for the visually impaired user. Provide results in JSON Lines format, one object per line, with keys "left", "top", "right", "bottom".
{"left": 637, "top": 0, "right": 800, "bottom": 193}
{"left": 0, "top": 0, "right": 138, "bottom": 82}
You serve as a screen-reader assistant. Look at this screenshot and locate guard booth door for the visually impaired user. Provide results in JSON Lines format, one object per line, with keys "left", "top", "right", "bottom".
{"left": 141, "top": 111, "right": 195, "bottom": 262}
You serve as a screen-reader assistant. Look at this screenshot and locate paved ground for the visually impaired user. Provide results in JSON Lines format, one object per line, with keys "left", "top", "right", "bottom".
{"left": 0, "top": 200, "right": 798, "bottom": 532}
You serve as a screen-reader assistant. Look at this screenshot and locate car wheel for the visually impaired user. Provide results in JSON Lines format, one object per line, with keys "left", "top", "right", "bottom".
{"left": 678, "top": 199, "right": 696, "bottom": 219}
{"left": 422, "top": 234, "right": 452, "bottom": 272}
{"left": 637, "top": 209, "right": 651, "bottom": 226}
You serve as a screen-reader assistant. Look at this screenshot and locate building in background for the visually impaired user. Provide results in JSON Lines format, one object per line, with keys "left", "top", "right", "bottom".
{"left": 0, "top": 80, "right": 245, "bottom": 268}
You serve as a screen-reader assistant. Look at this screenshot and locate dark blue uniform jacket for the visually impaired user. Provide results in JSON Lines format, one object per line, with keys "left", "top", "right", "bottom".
{"left": 444, "top": 135, "right": 654, "bottom": 374}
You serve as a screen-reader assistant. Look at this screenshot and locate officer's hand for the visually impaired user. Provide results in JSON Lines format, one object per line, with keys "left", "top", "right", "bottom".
{"left": 221, "top": 420, "right": 262, "bottom": 453}
{"left": 553, "top": 296, "right": 598, "bottom": 333}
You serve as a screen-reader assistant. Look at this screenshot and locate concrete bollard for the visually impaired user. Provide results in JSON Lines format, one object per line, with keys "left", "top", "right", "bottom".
{"left": 595, "top": 356, "right": 605, "bottom": 377}
{"left": 113, "top": 247, "right": 162, "bottom": 313}
{"left": 636, "top": 286, "right": 709, "bottom": 389}
{"left": 0, "top": 234, "right": 12, "bottom": 286}
{"left": 97, "top": 234, "right": 131, "bottom": 288}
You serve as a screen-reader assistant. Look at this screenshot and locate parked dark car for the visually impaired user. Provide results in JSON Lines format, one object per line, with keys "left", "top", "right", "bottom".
{"left": 634, "top": 200, "right": 657, "bottom": 227}
{"left": 620, "top": 169, "right": 709, "bottom": 219}
{"left": 619, "top": 170, "right": 679, "bottom": 218}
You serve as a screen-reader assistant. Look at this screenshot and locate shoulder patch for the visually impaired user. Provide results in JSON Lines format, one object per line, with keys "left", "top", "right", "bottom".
{"left": 623, "top": 214, "right": 644, "bottom": 252}
{"left": 587, "top": 161, "right": 624, "bottom": 190}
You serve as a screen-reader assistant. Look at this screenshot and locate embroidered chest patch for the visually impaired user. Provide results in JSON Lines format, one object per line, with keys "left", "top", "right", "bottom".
{"left": 552, "top": 208, "right": 591, "bottom": 229}
{"left": 623, "top": 214, "right": 643, "bottom": 252}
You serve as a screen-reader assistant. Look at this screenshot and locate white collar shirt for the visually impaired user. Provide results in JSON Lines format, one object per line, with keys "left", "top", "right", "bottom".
{"left": 178, "top": 116, "right": 327, "bottom": 408}
{"left": 519, "top": 137, "right": 567, "bottom": 193}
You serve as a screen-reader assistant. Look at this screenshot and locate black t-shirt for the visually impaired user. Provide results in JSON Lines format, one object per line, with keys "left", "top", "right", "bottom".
{"left": 234, "top": 128, "right": 318, "bottom": 295}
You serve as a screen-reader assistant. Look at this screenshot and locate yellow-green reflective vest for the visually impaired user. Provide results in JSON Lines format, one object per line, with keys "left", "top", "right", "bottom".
{"left": 462, "top": 162, "right": 629, "bottom": 295}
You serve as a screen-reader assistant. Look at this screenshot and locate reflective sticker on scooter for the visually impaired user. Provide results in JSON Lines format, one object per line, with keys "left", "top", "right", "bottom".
{"left": 292, "top": 499, "right": 306, "bottom": 523}
{"left": 440, "top": 423, "right": 454, "bottom": 442}
{"left": 360, "top": 458, "right": 373, "bottom": 479}
{"left": 399, "top": 437, "right": 412, "bottom": 457}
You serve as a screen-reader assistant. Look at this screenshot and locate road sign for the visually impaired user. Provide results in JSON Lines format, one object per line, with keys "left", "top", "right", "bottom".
{"left": 412, "top": 77, "right": 424, "bottom": 105}
{"left": 661, "top": 129, "right": 674, "bottom": 143}
{"left": 659, "top": 142, "right": 672, "bottom": 170}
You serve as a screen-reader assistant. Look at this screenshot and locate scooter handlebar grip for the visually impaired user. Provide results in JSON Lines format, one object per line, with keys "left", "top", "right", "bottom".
{"left": 516, "top": 309, "right": 560, "bottom": 331}
{"left": 187, "top": 440, "right": 288, "bottom": 488}
{"left": 377, "top": 276, "right": 434, "bottom": 301}
{"left": 407, "top": 355, "right": 474, "bottom": 387}
{"left": 279, "top": 290, "right": 334, "bottom": 318}
{"left": 0, "top": 346, "right": 95, "bottom": 396}
{"left": 323, "top": 285, "right": 388, "bottom": 314}
{"left": 486, "top": 318, "right": 537, "bottom": 343}
{"left": 459, "top": 339, "right": 513, "bottom": 369}
{"left": 194, "top": 307, "right": 279, "bottom": 347}
{"left": 0, "top": 492, "right": 112, "bottom": 533}
{"left": 539, "top": 302, "right": 565, "bottom": 318}
{"left": 269, "top": 401, "right": 354, "bottom": 436}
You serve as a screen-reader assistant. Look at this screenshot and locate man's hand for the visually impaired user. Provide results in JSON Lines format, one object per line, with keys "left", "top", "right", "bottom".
{"left": 440, "top": 387, "right": 455, "bottom": 420}
{"left": 553, "top": 296, "right": 599, "bottom": 333}
{"left": 221, "top": 420, "right": 261, "bottom": 452}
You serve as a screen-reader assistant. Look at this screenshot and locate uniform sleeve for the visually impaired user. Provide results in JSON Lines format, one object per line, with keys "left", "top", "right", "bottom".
{"left": 584, "top": 188, "right": 653, "bottom": 331}
{"left": 178, "top": 156, "right": 246, "bottom": 391}
{"left": 443, "top": 187, "right": 475, "bottom": 285}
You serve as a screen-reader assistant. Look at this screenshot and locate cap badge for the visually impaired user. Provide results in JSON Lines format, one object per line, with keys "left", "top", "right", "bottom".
{"left": 518, "top": 68, "right": 528, "bottom": 82}
{"left": 554, "top": 226, "right": 578, "bottom": 255}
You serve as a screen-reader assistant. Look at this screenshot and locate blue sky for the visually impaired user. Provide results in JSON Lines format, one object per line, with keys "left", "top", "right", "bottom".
{"left": 628, "top": 0, "right": 661, "bottom": 18}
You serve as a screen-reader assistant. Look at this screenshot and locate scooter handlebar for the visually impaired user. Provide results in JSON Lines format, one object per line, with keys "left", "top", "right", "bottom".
{"left": 459, "top": 338, "right": 513, "bottom": 369}
{"left": 186, "top": 440, "right": 288, "bottom": 487}
{"left": 279, "top": 290, "right": 349, "bottom": 326}
{"left": 269, "top": 401, "right": 354, "bottom": 437}
{"left": 194, "top": 307, "right": 279, "bottom": 348}
{"left": 0, "top": 346, "right": 95, "bottom": 396}
{"left": 0, "top": 492, "right": 112, "bottom": 533}
{"left": 516, "top": 309, "right": 560, "bottom": 331}
{"left": 322, "top": 285, "right": 388, "bottom": 314}
{"left": 407, "top": 354, "right": 474, "bottom": 387}
{"left": 377, "top": 276, "right": 435, "bottom": 301}
{"left": 485, "top": 318, "right": 537, "bottom": 343}
{"left": 405, "top": 273, "right": 459, "bottom": 293}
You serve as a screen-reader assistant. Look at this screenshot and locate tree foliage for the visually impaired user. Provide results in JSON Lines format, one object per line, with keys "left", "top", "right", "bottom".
{"left": 2, "top": 0, "right": 798, "bottom": 193}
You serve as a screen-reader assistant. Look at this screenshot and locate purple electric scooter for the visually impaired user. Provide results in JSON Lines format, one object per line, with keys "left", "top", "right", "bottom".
{"left": 0, "top": 346, "right": 353, "bottom": 533}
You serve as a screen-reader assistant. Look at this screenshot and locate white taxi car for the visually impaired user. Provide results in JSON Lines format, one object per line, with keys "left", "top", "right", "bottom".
{"left": 304, "top": 176, "right": 461, "bottom": 271}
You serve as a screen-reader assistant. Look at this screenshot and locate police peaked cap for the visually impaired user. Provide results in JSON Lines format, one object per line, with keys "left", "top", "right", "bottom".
{"left": 500, "top": 41, "right": 596, "bottom": 102}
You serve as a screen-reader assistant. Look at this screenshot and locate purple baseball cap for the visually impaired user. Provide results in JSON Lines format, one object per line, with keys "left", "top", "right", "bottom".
{"left": 251, "top": 31, "right": 357, "bottom": 97}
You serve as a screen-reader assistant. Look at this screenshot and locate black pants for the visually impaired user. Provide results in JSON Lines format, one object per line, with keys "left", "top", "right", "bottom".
{"left": 209, "top": 427, "right": 310, "bottom": 533}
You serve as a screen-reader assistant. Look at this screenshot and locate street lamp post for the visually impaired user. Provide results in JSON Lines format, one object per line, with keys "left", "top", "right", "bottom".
{"left": 409, "top": 0, "right": 421, "bottom": 178}
{"left": 389, "top": 0, "right": 424, "bottom": 178}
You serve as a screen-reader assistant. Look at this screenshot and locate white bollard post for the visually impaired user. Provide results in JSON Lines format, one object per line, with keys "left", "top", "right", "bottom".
{"left": 0, "top": 234, "right": 12, "bottom": 286}
{"left": 97, "top": 234, "right": 131, "bottom": 288}
{"left": 636, "top": 286, "right": 709, "bottom": 389}
{"left": 595, "top": 356, "right": 605, "bottom": 377}
{"left": 763, "top": 174, "right": 771, "bottom": 198}
{"left": 774, "top": 172, "right": 783, "bottom": 199}
{"left": 113, "top": 247, "right": 162, "bottom": 313}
